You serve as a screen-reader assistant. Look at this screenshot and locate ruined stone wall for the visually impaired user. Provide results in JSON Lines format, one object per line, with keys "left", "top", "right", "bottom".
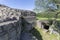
{"left": 0, "top": 4, "right": 36, "bottom": 40}
{"left": 0, "top": 4, "right": 21, "bottom": 40}
{"left": 21, "top": 10, "right": 36, "bottom": 31}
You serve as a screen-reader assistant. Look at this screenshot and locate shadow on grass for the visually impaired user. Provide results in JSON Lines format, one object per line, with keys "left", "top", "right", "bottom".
{"left": 30, "top": 28, "right": 43, "bottom": 40}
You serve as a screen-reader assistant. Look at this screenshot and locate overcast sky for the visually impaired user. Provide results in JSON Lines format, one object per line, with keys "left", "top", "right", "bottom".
{"left": 0, "top": 0, "right": 34, "bottom": 10}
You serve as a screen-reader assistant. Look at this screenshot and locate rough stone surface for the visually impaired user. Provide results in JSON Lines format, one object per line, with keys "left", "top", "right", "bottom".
{"left": 36, "top": 20, "right": 49, "bottom": 29}
{"left": 0, "top": 4, "right": 36, "bottom": 40}
{"left": 20, "top": 31, "right": 38, "bottom": 40}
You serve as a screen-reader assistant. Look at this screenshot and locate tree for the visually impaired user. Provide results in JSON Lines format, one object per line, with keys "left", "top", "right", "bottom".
{"left": 34, "top": 0, "right": 57, "bottom": 12}
{"left": 51, "top": 0, "right": 60, "bottom": 33}
{"left": 34, "top": 0, "right": 60, "bottom": 34}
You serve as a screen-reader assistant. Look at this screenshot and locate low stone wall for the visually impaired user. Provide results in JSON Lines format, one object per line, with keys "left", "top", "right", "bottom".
{"left": 36, "top": 20, "right": 49, "bottom": 29}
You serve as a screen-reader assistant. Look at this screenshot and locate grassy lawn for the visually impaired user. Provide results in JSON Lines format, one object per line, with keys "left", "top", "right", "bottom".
{"left": 31, "top": 27, "right": 58, "bottom": 40}
{"left": 37, "top": 17, "right": 60, "bottom": 21}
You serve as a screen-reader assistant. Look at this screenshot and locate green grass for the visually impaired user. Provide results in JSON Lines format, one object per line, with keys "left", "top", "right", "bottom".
{"left": 36, "top": 13, "right": 60, "bottom": 18}
{"left": 31, "top": 27, "right": 43, "bottom": 40}
{"left": 31, "top": 27, "right": 58, "bottom": 40}
{"left": 37, "top": 17, "right": 60, "bottom": 21}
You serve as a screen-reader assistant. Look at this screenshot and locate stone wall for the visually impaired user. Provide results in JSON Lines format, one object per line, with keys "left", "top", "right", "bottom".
{"left": 36, "top": 20, "right": 49, "bottom": 29}
{"left": 21, "top": 10, "right": 36, "bottom": 31}
{"left": 0, "top": 4, "right": 36, "bottom": 40}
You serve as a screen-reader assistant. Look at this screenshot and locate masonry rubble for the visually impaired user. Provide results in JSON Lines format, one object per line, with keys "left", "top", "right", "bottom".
{"left": 0, "top": 4, "right": 36, "bottom": 40}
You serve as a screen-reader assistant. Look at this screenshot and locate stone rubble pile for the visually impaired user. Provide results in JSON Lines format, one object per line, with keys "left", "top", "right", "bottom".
{"left": 0, "top": 4, "right": 36, "bottom": 40}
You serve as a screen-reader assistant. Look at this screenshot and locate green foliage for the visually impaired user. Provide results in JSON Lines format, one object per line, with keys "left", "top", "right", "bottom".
{"left": 53, "top": 0, "right": 60, "bottom": 3}
{"left": 35, "top": 0, "right": 60, "bottom": 32}
{"left": 34, "top": 0, "right": 57, "bottom": 12}
{"left": 37, "top": 13, "right": 53, "bottom": 18}
{"left": 36, "top": 12, "right": 60, "bottom": 18}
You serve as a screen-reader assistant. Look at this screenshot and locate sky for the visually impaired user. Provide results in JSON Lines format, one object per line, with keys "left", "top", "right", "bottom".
{"left": 0, "top": 0, "right": 34, "bottom": 10}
